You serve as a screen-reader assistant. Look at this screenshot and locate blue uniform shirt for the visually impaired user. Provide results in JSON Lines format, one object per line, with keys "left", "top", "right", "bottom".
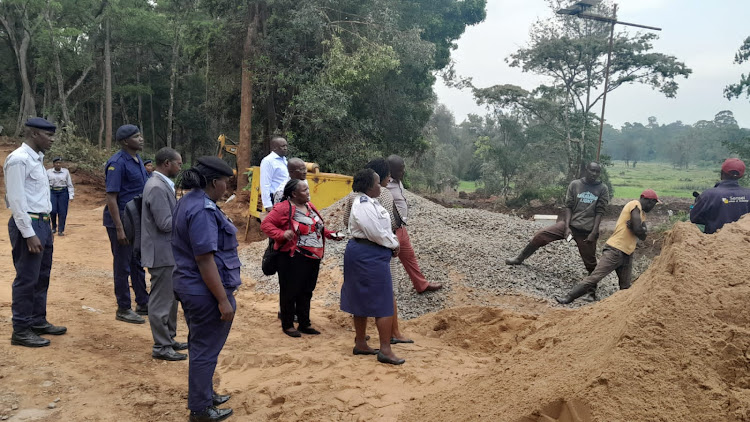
{"left": 690, "top": 179, "right": 750, "bottom": 234}
{"left": 172, "top": 190, "right": 242, "bottom": 296}
{"left": 103, "top": 150, "right": 149, "bottom": 228}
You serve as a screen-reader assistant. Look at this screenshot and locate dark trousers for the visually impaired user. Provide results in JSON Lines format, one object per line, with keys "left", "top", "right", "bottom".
{"left": 579, "top": 247, "right": 633, "bottom": 290}
{"left": 148, "top": 266, "right": 178, "bottom": 354}
{"left": 530, "top": 221, "right": 598, "bottom": 273}
{"left": 9, "top": 217, "right": 53, "bottom": 332}
{"left": 50, "top": 189, "right": 69, "bottom": 233}
{"left": 277, "top": 253, "right": 320, "bottom": 330}
{"left": 178, "top": 289, "right": 236, "bottom": 411}
{"left": 106, "top": 227, "right": 148, "bottom": 309}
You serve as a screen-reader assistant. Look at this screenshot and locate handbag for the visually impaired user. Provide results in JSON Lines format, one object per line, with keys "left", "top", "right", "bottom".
{"left": 261, "top": 201, "right": 293, "bottom": 276}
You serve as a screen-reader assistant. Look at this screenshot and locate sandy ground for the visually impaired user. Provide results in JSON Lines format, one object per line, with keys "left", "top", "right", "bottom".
{"left": 0, "top": 141, "right": 552, "bottom": 421}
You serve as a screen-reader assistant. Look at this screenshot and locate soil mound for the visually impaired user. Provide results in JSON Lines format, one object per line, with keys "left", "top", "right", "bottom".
{"left": 400, "top": 215, "right": 750, "bottom": 421}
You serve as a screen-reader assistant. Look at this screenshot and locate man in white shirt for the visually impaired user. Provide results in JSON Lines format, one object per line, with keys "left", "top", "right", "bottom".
{"left": 46, "top": 157, "right": 74, "bottom": 236}
{"left": 386, "top": 155, "right": 443, "bottom": 294}
{"left": 4, "top": 117, "right": 67, "bottom": 348}
{"left": 260, "top": 136, "right": 289, "bottom": 212}
{"left": 141, "top": 147, "right": 187, "bottom": 361}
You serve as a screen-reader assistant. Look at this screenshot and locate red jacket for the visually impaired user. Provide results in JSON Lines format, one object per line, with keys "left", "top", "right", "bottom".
{"left": 260, "top": 200, "right": 336, "bottom": 256}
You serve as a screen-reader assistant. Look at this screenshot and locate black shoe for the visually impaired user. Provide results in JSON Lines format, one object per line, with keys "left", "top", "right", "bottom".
{"left": 189, "top": 406, "right": 233, "bottom": 422}
{"left": 116, "top": 308, "right": 145, "bottom": 324}
{"left": 11, "top": 329, "right": 51, "bottom": 348}
{"left": 172, "top": 341, "right": 189, "bottom": 351}
{"left": 152, "top": 350, "right": 187, "bottom": 361}
{"left": 52, "top": 228, "right": 57, "bottom": 234}
{"left": 135, "top": 304, "right": 148, "bottom": 316}
{"left": 283, "top": 328, "right": 301, "bottom": 338}
{"left": 212, "top": 393, "right": 231, "bottom": 406}
{"left": 31, "top": 322, "right": 67, "bottom": 335}
{"left": 298, "top": 326, "right": 321, "bottom": 335}
{"left": 57, "top": 232, "right": 65, "bottom": 236}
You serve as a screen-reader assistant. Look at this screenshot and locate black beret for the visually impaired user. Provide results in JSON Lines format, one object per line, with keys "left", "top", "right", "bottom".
{"left": 25, "top": 117, "right": 56, "bottom": 132}
{"left": 196, "top": 156, "right": 234, "bottom": 177}
{"left": 144, "top": 159, "right": 153, "bottom": 165}
{"left": 52, "top": 157, "right": 62, "bottom": 163}
{"left": 115, "top": 124, "right": 140, "bottom": 141}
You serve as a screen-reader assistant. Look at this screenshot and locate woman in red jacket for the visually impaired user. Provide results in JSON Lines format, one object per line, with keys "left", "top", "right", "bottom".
{"left": 261, "top": 179, "right": 342, "bottom": 337}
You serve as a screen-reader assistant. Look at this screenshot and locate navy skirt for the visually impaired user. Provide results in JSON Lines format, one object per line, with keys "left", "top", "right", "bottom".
{"left": 340, "top": 239, "right": 394, "bottom": 317}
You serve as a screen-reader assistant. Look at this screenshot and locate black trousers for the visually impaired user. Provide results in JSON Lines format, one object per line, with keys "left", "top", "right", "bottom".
{"left": 277, "top": 252, "right": 320, "bottom": 330}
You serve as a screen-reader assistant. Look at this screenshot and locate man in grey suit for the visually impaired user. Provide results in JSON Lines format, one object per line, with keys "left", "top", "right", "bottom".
{"left": 141, "top": 147, "right": 186, "bottom": 361}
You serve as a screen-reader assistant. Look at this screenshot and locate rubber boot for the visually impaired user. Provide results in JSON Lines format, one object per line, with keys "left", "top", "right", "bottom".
{"left": 555, "top": 283, "right": 591, "bottom": 305}
{"left": 505, "top": 244, "right": 539, "bottom": 265}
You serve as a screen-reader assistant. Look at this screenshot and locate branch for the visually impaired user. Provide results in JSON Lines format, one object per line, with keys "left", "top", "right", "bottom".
{"left": 65, "top": 64, "right": 93, "bottom": 98}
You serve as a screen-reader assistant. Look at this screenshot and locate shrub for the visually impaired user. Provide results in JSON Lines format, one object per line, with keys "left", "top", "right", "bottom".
{"left": 47, "top": 135, "right": 116, "bottom": 175}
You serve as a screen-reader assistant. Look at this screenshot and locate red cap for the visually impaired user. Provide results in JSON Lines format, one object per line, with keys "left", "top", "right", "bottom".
{"left": 640, "top": 189, "right": 660, "bottom": 202}
{"left": 721, "top": 158, "right": 745, "bottom": 178}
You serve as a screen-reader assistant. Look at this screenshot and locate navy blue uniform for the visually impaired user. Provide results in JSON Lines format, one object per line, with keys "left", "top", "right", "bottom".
{"left": 690, "top": 180, "right": 750, "bottom": 234}
{"left": 103, "top": 150, "right": 149, "bottom": 309}
{"left": 172, "top": 189, "right": 242, "bottom": 412}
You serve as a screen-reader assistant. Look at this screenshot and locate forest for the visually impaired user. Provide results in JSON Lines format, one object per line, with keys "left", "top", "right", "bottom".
{"left": 2, "top": 0, "right": 749, "bottom": 200}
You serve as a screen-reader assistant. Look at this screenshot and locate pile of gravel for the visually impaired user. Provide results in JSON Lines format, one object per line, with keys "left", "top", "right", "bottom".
{"left": 240, "top": 191, "right": 650, "bottom": 320}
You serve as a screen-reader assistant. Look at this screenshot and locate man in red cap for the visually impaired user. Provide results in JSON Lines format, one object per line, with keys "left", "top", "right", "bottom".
{"left": 556, "top": 189, "right": 659, "bottom": 305}
{"left": 690, "top": 158, "right": 750, "bottom": 234}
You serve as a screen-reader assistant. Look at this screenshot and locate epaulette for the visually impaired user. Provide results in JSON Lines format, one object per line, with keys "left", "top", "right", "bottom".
{"left": 204, "top": 197, "right": 217, "bottom": 210}
{"left": 359, "top": 196, "right": 368, "bottom": 203}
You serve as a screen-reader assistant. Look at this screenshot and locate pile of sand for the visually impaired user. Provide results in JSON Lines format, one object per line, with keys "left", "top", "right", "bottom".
{"left": 395, "top": 215, "right": 750, "bottom": 421}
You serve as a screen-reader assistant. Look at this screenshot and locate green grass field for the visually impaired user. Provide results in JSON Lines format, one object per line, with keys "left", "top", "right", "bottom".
{"left": 608, "top": 161, "right": 718, "bottom": 199}
{"left": 458, "top": 180, "right": 480, "bottom": 192}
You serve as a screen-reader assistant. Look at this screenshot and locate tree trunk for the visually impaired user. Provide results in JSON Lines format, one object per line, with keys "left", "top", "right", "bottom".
{"left": 99, "top": 71, "right": 104, "bottom": 148}
{"left": 237, "top": 4, "right": 259, "bottom": 189}
{"left": 104, "top": 17, "right": 113, "bottom": 149}
{"left": 166, "top": 29, "right": 180, "bottom": 148}
{"left": 137, "top": 49, "right": 144, "bottom": 133}
{"left": 46, "top": 8, "right": 70, "bottom": 130}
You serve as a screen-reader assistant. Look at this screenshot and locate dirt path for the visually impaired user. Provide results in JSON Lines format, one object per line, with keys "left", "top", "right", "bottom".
{"left": 0, "top": 140, "right": 551, "bottom": 421}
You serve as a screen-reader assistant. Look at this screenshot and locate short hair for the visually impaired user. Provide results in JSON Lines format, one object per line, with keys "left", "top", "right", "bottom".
{"left": 155, "top": 147, "right": 180, "bottom": 166}
{"left": 287, "top": 157, "right": 305, "bottom": 170}
{"left": 387, "top": 154, "right": 404, "bottom": 168}
{"left": 352, "top": 168, "right": 377, "bottom": 193}
{"left": 365, "top": 158, "right": 390, "bottom": 182}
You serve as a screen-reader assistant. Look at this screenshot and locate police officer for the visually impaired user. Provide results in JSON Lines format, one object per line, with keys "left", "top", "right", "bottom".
{"left": 172, "top": 157, "right": 238, "bottom": 422}
{"left": 144, "top": 159, "right": 154, "bottom": 177}
{"left": 4, "top": 118, "right": 67, "bottom": 347}
{"left": 103, "top": 124, "right": 149, "bottom": 324}
{"left": 47, "top": 157, "right": 74, "bottom": 236}
{"left": 690, "top": 158, "right": 750, "bottom": 234}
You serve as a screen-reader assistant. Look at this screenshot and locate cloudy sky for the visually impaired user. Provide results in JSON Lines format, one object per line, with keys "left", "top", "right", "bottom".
{"left": 435, "top": 0, "right": 750, "bottom": 128}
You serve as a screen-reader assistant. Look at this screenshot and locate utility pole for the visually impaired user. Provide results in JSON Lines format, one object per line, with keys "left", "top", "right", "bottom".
{"left": 557, "top": 1, "right": 662, "bottom": 161}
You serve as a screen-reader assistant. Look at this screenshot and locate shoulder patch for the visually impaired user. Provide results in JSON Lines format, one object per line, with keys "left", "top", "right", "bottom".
{"left": 359, "top": 196, "right": 368, "bottom": 203}
{"left": 204, "top": 197, "right": 217, "bottom": 210}
{"left": 107, "top": 166, "right": 116, "bottom": 171}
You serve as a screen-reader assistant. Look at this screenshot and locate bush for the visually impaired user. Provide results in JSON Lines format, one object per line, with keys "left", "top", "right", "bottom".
{"left": 47, "top": 135, "right": 116, "bottom": 175}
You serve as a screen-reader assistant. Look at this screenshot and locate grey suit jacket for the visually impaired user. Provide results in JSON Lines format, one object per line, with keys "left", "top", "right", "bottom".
{"left": 140, "top": 172, "right": 177, "bottom": 268}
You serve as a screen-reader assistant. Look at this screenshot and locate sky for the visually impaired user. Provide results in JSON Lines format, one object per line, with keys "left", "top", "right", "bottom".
{"left": 435, "top": 0, "right": 750, "bottom": 129}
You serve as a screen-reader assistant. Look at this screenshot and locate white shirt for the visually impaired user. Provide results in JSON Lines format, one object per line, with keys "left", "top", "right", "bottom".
{"left": 152, "top": 170, "right": 175, "bottom": 193}
{"left": 46, "top": 167, "right": 75, "bottom": 199}
{"left": 259, "top": 152, "right": 288, "bottom": 209}
{"left": 4, "top": 143, "right": 52, "bottom": 238}
{"left": 348, "top": 194, "right": 399, "bottom": 250}
{"left": 386, "top": 180, "right": 408, "bottom": 224}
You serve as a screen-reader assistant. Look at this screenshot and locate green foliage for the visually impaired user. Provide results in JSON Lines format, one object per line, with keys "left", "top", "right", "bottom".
{"left": 47, "top": 135, "right": 116, "bottom": 174}
{"left": 725, "top": 36, "right": 750, "bottom": 101}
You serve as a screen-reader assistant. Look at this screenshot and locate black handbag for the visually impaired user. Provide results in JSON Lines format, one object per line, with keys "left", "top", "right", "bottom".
{"left": 261, "top": 201, "right": 292, "bottom": 276}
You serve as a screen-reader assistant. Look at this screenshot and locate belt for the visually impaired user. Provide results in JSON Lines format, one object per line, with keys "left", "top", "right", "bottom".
{"left": 51, "top": 187, "right": 67, "bottom": 191}
{"left": 353, "top": 237, "right": 386, "bottom": 249}
{"left": 28, "top": 212, "right": 50, "bottom": 221}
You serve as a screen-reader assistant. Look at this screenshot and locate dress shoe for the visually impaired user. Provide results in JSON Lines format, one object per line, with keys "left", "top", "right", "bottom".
{"left": 116, "top": 308, "right": 145, "bottom": 324}
{"left": 172, "top": 341, "right": 189, "bottom": 351}
{"left": 283, "top": 328, "right": 301, "bottom": 338}
{"left": 11, "top": 329, "right": 50, "bottom": 348}
{"left": 152, "top": 350, "right": 187, "bottom": 361}
{"left": 212, "top": 393, "right": 231, "bottom": 406}
{"left": 31, "top": 322, "right": 67, "bottom": 335}
{"left": 57, "top": 232, "right": 65, "bottom": 236}
{"left": 189, "top": 406, "right": 233, "bottom": 422}
{"left": 298, "top": 326, "right": 321, "bottom": 335}
{"left": 418, "top": 283, "right": 443, "bottom": 294}
{"left": 135, "top": 304, "right": 149, "bottom": 316}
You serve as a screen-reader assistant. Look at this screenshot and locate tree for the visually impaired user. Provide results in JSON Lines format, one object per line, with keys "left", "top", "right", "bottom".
{"left": 725, "top": 36, "right": 750, "bottom": 101}
{"left": 474, "top": 0, "right": 691, "bottom": 179}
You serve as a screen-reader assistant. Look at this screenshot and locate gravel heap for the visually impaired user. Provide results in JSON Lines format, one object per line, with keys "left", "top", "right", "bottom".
{"left": 240, "top": 191, "right": 650, "bottom": 319}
